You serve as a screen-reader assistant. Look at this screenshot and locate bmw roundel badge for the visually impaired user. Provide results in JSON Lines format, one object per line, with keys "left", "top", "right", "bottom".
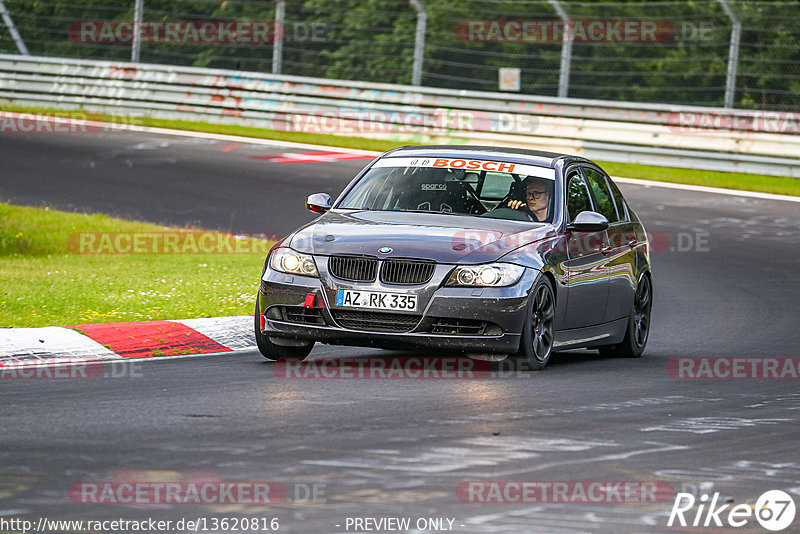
{"left": 378, "top": 247, "right": 392, "bottom": 254}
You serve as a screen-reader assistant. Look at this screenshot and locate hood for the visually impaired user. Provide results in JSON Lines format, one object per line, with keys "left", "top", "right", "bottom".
{"left": 287, "top": 210, "right": 553, "bottom": 264}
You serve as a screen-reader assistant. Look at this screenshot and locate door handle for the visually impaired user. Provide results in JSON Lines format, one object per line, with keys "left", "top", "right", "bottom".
{"left": 627, "top": 239, "right": 638, "bottom": 248}
{"left": 601, "top": 245, "right": 613, "bottom": 255}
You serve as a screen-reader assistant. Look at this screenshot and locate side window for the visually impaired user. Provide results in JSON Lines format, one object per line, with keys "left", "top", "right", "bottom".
{"left": 480, "top": 172, "right": 512, "bottom": 199}
{"left": 566, "top": 171, "right": 593, "bottom": 222}
{"left": 582, "top": 167, "right": 619, "bottom": 223}
{"left": 605, "top": 175, "right": 629, "bottom": 222}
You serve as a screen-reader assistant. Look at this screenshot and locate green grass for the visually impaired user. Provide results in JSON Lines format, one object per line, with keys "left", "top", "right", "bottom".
{"left": 3, "top": 104, "right": 798, "bottom": 196}
{"left": 596, "top": 160, "right": 800, "bottom": 197}
{"left": 0, "top": 203, "right": 274, "bottom": 328}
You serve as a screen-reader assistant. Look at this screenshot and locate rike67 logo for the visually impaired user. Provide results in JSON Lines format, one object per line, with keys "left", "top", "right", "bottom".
{"left": 668, "top": 490, "right": 796, "bottom": 531}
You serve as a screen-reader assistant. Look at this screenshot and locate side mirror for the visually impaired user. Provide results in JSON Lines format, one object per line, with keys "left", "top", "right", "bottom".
{"left": 306, "top": 193, "right": 331, "bottom": 214}
{"left": 566, "top": 211, "right": 609, "bottom": 232}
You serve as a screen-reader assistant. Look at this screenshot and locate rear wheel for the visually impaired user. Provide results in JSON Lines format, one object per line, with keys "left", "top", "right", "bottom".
{"left": 518, "top": 276, "right": 556, "bottom": 371}
{"left": 598, "top": 274, "right": 652, "bottom": 358}
{"left": 254, "top": 296, "right": 314, "bottom": 361}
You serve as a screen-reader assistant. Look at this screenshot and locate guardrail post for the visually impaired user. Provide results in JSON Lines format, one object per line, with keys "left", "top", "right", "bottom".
{"left": 272, "top": 0, "right": 285, "bottom": 74}
{"left": 717, "top": 0, "right": 740, "bottom": 108}
{"left": 549, "top": 0, "right": 571, "bottom": 98}
{"left": 409, "top": 0, "right": 426, "bottom": 86}
{"left": 131, "top": 0, "right": 143, "bottom": 62}
{"left": 0, "top": 0, "right": 29, "bottom": 55}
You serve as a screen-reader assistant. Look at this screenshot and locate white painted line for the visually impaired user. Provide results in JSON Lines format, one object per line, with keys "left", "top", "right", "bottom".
{"left": 0, "top": 327, "right": 119, "bottom": 363}
{"left": 14, "top": 112, "right": 795, "bottom": 202}
{"left": 116, "top": 124, "right": 799, "bottom": 203}
{"left": 0, "top": 112, "right": 382, "bottom": 155}
{"left": 97, "top": 120, "right": 382, "bottom": 155}
{"left": 612, "top": 176, "right": 800, "bottom": 203}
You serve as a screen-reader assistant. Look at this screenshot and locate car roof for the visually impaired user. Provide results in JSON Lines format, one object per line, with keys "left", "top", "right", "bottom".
{"left": 384, "top": 145, "right": 592, "bottom": 169}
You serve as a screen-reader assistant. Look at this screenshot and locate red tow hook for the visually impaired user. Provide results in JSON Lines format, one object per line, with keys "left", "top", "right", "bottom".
{"left": 303, "top": 291, "right": 317, "bottom": 309}
{"left": 260, "top": 313, "right": 266, "bottom": 331}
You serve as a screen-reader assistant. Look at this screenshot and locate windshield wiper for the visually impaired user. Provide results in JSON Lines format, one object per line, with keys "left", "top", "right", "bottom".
{"left": 399, "top": 208, "right": 462, "bottom": 215}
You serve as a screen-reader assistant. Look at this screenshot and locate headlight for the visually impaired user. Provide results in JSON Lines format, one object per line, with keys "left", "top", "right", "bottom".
{"left": 269, "top": 248, "right": 319, "bottom": 277}
{"left": 446, "top": 263, "right": 525, "bottom": 287}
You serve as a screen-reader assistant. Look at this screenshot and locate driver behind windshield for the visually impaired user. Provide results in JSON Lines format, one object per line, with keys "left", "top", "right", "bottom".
{"left": 506, "top": 176, "right": 552, "bottom": 222}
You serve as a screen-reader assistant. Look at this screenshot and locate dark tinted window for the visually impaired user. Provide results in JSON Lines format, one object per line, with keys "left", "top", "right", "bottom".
{"left": 605, "top": 175, "right": 629, "bottom": 221}
{"left": 566, "top": 171, "right": 593, "bottom": 222}
{"left": 582, "top": 167, "right": 619, "bottom": 223}
{"left": 338, "top": 163, "right": 556, "bottom": 220}
{"left": 480, "top": 172, "right": 511, "bottom": 199}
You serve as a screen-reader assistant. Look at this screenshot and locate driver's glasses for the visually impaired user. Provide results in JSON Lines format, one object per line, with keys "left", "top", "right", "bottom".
{"left": 526, "top": 191, "right": 548, "bottom": 199}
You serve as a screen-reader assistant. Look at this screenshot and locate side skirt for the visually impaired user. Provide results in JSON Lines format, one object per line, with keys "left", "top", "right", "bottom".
{"left": 553, "top": 317, "right": 629, "bottom": 349}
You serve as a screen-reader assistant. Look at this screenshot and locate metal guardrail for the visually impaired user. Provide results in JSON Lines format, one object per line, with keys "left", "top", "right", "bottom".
{"left": 0, "top": 54, "right": 798, "bottom": 177}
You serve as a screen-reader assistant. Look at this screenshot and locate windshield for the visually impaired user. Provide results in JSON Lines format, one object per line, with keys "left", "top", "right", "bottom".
{"left": 337, "top": 157, "right": 557, "bottom": 223}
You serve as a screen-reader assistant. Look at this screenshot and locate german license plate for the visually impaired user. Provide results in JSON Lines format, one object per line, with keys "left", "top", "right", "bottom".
{"left": 335, "top": 289, "right": 418, "bottom": 311}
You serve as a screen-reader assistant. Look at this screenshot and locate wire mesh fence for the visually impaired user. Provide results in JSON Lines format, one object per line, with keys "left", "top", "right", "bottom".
{"left": 0, "top": 0, "right": 798, "bottom": 110}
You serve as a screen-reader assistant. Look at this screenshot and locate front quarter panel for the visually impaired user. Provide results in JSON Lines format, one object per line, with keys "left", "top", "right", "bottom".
{"left": 499, "top": 232, "right": 569, "bottom": 331}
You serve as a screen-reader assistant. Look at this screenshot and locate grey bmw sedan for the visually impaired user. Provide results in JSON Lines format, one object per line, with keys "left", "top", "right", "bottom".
{"left": 255, "top": 146, "right": 652, "bottom": 370}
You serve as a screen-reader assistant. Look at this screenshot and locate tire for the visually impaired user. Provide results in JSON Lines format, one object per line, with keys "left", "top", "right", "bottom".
{"left": 598, "top": 274, "right": 652, "bottom": 358}
{"left": 518, "top": 276, "right": 556, "bottom": 371}
{"left": 254, "top": 296, "right": 314, "bottom": 361}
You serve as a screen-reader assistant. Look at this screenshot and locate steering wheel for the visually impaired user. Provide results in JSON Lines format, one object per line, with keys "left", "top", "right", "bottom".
{"left": 480, "top": 206, "right": 533, "bottom": 221}
{"left": 497, "top": 196, "right": 538, "bottom": 221}
{"left": 497, "top": 182, "right": 538, "bottom": 221}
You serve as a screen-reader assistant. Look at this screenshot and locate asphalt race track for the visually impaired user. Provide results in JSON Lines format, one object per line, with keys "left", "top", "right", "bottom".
{"left": 2, "top": 129, "right": 800, "bottom": 533}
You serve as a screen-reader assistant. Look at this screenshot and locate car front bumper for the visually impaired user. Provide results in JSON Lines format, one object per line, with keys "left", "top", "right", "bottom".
{"left": 258, "top": 266, "right": 539, "bottom": 355}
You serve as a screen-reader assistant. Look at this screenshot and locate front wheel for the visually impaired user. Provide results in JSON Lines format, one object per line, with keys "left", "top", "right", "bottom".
{"left": 598, "top": 274, "right": 652, "bottom": 358}
{"left": 518, "top": 276, "right": 556, "bottom": 371}
{"left": 254, "top": 296, "right": 314, "bottom": 361}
